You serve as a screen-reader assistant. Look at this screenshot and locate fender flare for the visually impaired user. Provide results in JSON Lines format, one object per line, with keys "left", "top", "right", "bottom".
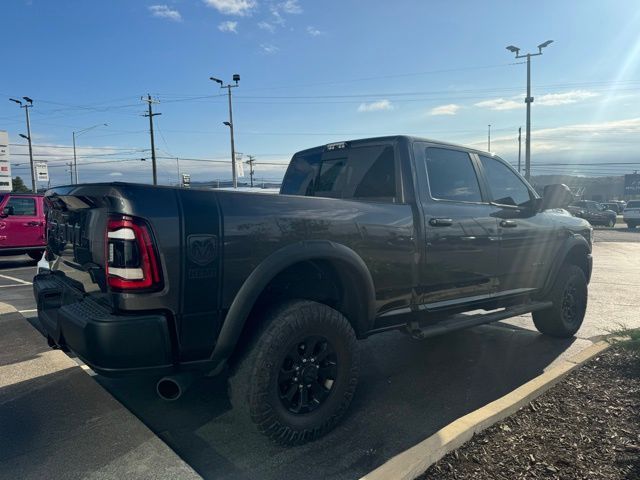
{"left": 209, "top": 240, "right": 376, "bottom": 365}
{"left": 538, "top": 234, "right": 591, "bottom": 298}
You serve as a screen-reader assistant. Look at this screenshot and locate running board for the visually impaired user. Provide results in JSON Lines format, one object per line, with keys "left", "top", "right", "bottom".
{"left": 406, "top": 301, "right": 553, "bottom": 340}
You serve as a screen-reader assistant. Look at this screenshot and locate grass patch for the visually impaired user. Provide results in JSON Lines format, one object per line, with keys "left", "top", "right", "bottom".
{"left": 606, "top": 325, "right": 640, "bottom": 352}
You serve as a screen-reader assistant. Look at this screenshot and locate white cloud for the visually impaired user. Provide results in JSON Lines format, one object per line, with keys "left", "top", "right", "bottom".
{"left": 148, "top": 5, "right": 182, "bottom": 22}
{"left": 260, "top": 43, "right": 279, "bottom": 54}
{"left": 536, "top": 90, "right": 599, "bottom": 106}
{"left": 474, "top": 97, "right": 522, "bottom": 111}
{"left": 218, "top": 20, "right": 238, "bottom": 33}
{"left": 430, "top": 104, "right": 461, "bottom": 116}
{"left": 470, "top": 117, "right": 640, "bottom": 155}
{"left": 475, "top": 90, "right": 600, "bottom": 111}
{"left": 278, "top": 0, "right": 302, "bottom": 14}
{"left": 203, "top": 0, "right": 256, "bottom": 16}
{"left": 306, "top": 26, "right": 322, "bottom": 36}
{"left": 109, "top": 172, "right": 124, "bottom": 176}
{"left": 258, "top": 21, "right": 275, "bottom": 32}
{"left": 357, "top": 99, "right": 394, "bottom": 112}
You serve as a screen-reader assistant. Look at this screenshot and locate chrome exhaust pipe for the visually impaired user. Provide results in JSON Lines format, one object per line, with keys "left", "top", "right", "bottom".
{"left": 156, "top": 373, "right": 194, "bottom": 401}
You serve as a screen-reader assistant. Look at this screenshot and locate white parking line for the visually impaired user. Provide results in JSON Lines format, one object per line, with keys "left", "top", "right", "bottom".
{"left": 0, "top": 283, "right": 31, "bottom": 288}
{"left": 0, "top": 273, "right": 32, "bottom": 285}
{"left": 19, "top": 309, "right": 37, "bottom": 314}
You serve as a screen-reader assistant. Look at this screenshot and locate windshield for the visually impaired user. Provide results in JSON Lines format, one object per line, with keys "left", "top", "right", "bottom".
{"left": 626, "top": 201, "right": 640, "bottom": 208}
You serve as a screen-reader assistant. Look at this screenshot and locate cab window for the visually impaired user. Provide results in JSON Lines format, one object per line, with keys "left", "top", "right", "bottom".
{"left": 6, "top": 197, "right": 36, "bottom": 216}
{"left": 479, "top": 155, "right": 532, "bottom": 207}
{"left": 424, "top": 148, "right": 482, "bottom": 202}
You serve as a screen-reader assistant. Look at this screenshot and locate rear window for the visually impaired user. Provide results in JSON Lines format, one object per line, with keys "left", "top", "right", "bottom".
{"left": 627, "top": 201, "right": 640, "bottom": 208}
{"left": 281, "top": 145, "right": 397, "bottom": 202}
{"left": 6, "top": 197, "right": 36, "bottom": 215}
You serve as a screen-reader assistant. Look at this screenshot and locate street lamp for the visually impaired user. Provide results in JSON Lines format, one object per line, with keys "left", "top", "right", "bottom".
{"left": 210, "top": 74, "right": 240, "bottom": 188}
{"left": 505, "top": 40, "right": 553, "bottom": 180}
{"left": 72, "top": 123, "right": 108, "bottom": 184}
{"left": 9, "top": 97, "right": 36, "bottom": 192}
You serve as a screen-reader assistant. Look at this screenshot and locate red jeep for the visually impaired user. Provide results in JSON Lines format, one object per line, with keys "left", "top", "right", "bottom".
{"left": 0, "top": 193, "right": 46, "bottom": 260}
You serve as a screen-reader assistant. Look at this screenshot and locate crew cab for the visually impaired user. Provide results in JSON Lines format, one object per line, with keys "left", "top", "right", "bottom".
{"left": 34, "top": 136, "right": 592, "bottom": 445}
{"left": 0, "top": 193, "right": 46, "bottom": 260}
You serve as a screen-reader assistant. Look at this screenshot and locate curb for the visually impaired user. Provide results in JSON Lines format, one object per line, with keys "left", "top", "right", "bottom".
{"left": 359, "top": 340, "right": 610, "bottom": 480}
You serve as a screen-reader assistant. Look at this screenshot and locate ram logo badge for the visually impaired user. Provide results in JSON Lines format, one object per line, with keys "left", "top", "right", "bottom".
{"left": 187, "top": 234, "right": 217, "bottom": 266}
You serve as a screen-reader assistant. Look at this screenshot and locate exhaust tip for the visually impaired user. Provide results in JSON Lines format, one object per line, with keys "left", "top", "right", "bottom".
{"left": 157, "top": 377, "right": 182, "bottom": 401}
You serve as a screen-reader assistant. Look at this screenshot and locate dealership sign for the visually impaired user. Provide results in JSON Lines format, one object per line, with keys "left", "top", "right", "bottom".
{"left": 35, "top": 162, "right": 49, "bottom": 182}
{"left": 624, "top": 173, "right": 640, "bottom": 197}
{"left": 0, "top": 131, "right": 11, "bottom": 192}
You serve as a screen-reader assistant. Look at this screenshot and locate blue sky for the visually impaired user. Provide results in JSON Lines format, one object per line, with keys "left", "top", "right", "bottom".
{"left": 2, "top": 0, "right": 640, "bottom": 185}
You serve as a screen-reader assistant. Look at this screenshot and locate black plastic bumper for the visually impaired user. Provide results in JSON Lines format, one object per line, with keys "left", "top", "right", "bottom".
{"left": 34, "top": 273, "right": 174, "bottom": 376}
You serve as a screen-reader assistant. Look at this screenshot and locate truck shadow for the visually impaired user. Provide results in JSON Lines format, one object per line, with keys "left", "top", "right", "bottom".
{"left": 97, "top": 322, "right": 579, "bottom": 480}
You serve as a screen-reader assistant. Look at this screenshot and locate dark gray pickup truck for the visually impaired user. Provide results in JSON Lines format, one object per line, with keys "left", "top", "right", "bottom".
{"left": 35, "top": 136, "right": 592, "bottom": 445}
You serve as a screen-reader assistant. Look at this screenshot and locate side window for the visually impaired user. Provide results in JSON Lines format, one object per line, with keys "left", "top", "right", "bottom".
{"left": 424, "top": 148, "right": 482, "bottom": 202}
{"left": 312, "top": 145, "right": 397, "bottom": 202}
{"left": 6, "top": 197, "right": 36, "bottom": 216}
{"left": 479, "top": 155, "right": 532, "bottom": 206}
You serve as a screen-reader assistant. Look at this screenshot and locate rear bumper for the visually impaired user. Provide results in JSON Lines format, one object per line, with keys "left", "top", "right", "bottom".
{"left": 34, "top": 272, "right": 174, "bottom": 376}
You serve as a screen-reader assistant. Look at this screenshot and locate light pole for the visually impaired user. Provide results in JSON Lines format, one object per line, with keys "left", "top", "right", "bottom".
{"left": 210, "top": 74, "right": 240, "bottom": 188}
{"left": 506, "top": 40, "right": 553, "bottom": 181}
{"left": 10, "top": 97, "right": 36, "bottom": 192}
{"left": 488, "top": 124, "right": 491, "bottom": 151}
{"left": 72, "top": 123, "right": 107, "bottom": 184}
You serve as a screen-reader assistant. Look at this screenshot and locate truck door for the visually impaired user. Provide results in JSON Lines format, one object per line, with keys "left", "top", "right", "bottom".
{"left": 413, "top": 144, "right": 500, "bottom": 305}
{"left": 0, "top": 195, "right": 44, "bottom": 248}
{"left": 477, "top": 154, "right": 559, "bottom": 293}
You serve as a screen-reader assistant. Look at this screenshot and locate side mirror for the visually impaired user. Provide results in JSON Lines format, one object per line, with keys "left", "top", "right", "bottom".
{"left": 0, "top": 206, "right": 13, "bottom": 217}
{"left": 540, "top": 184, "right": 574, "bottom": 211}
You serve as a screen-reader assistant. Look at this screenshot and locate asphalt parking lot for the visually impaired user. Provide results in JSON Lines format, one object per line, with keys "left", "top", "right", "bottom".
{"left": 1, "top": 225, "right": 639, "bottom": 480}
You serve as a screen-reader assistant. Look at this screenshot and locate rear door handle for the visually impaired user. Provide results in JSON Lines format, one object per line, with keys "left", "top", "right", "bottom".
{"left": 429, "top": 218, "right": 453, "bottom": 227}
{"left": 25, "top": 221, "right": 42, "bottom": 227}
{"left": 500, "top": 220, "right": 518, "bottom": 228}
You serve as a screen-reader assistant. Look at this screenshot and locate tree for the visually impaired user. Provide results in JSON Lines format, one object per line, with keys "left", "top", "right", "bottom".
{"left": 12, "top": 176, "right": 30, "bottom": 193}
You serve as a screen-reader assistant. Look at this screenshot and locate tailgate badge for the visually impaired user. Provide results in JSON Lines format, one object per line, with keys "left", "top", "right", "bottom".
{"left": 187, "top": 235, "right": 217, "bottom": 266}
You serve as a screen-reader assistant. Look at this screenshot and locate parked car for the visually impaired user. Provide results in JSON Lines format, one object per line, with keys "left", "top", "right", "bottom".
{"left": 0, "top": 193, "right": 46, "bottom": 260}
{"left": 623, "top": 200, "right": 640, "bottom": 228}
{"left": 602, "top": 202, "right": 622, "bottom": 214}
{"left": 34, "top": 136, "right": 592, "bottom": 445}
{"left": 567, "top": 200, "right": 617, "bottom": 227}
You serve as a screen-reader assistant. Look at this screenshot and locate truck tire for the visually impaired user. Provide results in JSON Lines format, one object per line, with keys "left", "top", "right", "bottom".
{"left": 27, "top": 250, "right": 44, "bottom": 261}
{"left": 606, "top": 218, "right": 615, "bottom": 228}
{"left": 228, "top": 300, "right": 360, "bottom": 445}
{"left": 533, "top": 264, "right": 587, "bottom": 338}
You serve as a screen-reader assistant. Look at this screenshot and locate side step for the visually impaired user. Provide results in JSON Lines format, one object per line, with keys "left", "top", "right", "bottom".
{"left": 407, "top": 301, "right": 552, "bottom": 340}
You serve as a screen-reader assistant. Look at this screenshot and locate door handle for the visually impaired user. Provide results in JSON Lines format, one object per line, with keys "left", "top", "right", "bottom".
{"left": 25, "top": 221, "right": 42, "bottom": 227}
{"left": 500, "top": 220, "right": 518, "bottom": 228}
{"left": 429, "top": 218, "right": 453, "bottom": 227}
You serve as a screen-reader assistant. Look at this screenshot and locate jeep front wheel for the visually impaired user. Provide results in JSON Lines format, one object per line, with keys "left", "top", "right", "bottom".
{"left": 228, "top": 300, "right": 360, "bottom": 445}
{"left": 533, "top": 264, "right": 588, "bottom": 338}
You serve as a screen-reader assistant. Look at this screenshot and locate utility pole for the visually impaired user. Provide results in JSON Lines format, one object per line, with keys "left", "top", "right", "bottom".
{"left": 10, "top": 97, "right": 36, "bottom": 192}
{"left": 210, "top": 74, "right": 240, "bottom": 188}
{"left": 142, "top": 94, "right": 161, "bottom": 185}
{"left": 517, "top": 127, "right": 522, "bottom": 174}
{"left": 72, "top": 123, "right": 107, "bottom": 184}
{"left": 506, "top": 40, "right": 553, "bottom": 181}
{"left": 246, "top": 155, "right": 255, "bottom": 187}
{"left": 487, "top": 124, "right": 491, "bottom": 151}
{"left": 66, "top": 162, "right": 74, "bottom": 183}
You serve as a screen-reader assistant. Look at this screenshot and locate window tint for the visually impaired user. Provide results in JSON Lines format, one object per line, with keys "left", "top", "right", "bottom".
{"left": 424, "top": 148, "right": 482, "bottom": 202}
{"left": 7, "top": 197, "right": 36, "bottom": 216}
{"left": 282, "top": 145, "right": 397, "bottom": 202}
{"left": 280, "top": 152, "right": 321, "bottom": 196}
{"left": 627, "top": 201, "right": 640, "bottom": 208}
{"left": 479, "top": 155, "right": 532, "bottom": 206}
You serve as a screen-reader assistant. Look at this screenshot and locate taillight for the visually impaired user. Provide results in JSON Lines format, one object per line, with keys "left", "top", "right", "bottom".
{"left": 106, "top": 215, "right": 162, "bottom": 291}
